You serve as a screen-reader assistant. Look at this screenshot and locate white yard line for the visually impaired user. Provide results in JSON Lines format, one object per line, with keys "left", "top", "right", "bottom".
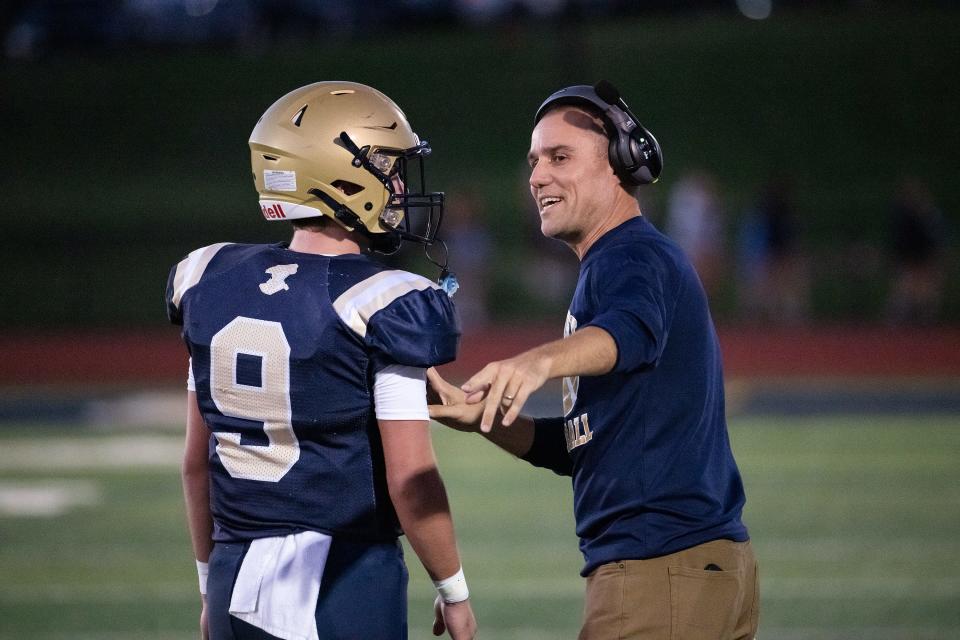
{"left": 470, "top": 576, "right": 960, "bottom": 600}
{"left": 0, "top": 582, "right": 188, "bottom": 604}
{"left": 0, "top": 480, "right": 101, "bottom": 516}
{"left": 2, "top": 630, "right": 957, "bottom": 640}
{"left": 0, "top": 634, "right": 192, "bottom": 640}
{"left": 0, "top": 435, "right": 182, "bottom": 470}
{"left": 4, "top": 576, "right": 959, "bottom": 604}
{"left": 759, "top": 576, "right": 960, "bottom": 599}
{"left": 760, "top": 537, "right": 960, "bottom": 557}
{"left": 753, "top": 629, "right": 960, "bottom": 640}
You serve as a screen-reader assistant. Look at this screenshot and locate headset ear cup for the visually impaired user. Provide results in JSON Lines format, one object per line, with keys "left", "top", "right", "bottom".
{"left": 626, "top": 135, "right": 646, "bottom": 184}
{"left": 632, "top": 126, "right": 663, "bottom": 185}
{"left": 607, "top": 136, "right": 623, "bottom": 180}
{"left": 599, "top": 102, "right": 661, "bottom": 186}
{"left": 608, "top": 131, "right": 644, "bottom": 186}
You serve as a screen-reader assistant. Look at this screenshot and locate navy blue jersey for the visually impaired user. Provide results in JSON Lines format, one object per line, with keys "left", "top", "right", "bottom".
{"left": 166, "top": 242, "right": 460, "bottom": 543}
{"left": 522, "top": 217, "right": 748, "bottom": 576}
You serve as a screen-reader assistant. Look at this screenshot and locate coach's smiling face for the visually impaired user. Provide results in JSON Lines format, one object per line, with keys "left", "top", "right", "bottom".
{"left": 528, "top": 106, "right": 623, "bottom": 256}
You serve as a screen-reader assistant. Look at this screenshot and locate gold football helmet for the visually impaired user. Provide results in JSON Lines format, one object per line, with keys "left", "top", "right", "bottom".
{"left": 249, "top": 81, "right": 443, "bottom": 252}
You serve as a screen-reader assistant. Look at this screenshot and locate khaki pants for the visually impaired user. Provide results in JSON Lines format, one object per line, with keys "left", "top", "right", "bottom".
{"left": 579, "top": 539, "right": 759, "bottom": 640}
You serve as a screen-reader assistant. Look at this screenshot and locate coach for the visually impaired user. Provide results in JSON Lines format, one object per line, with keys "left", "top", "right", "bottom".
{"left": 428, "top": 82, "right": 758, "bottom": 640}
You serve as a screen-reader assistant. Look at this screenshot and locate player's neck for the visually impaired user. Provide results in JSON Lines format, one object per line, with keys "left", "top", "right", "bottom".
{"left": 289, "top": 227, "right": 364, "bottom": 255}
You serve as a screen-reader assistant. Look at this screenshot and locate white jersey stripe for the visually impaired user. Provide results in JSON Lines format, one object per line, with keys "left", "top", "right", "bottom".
{"left": 171, "top": 242, "right": 233, "bottom": 310}
{"left": 333, "top": 270, "right": 438, "bottom": 338}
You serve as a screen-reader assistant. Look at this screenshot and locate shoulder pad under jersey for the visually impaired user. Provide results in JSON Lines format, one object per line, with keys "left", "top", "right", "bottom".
{"left": 165, "top": 242, "right": 234, "bottom": 325}
{"left": 332, "top": 269, "right": 461, "bottom": 368}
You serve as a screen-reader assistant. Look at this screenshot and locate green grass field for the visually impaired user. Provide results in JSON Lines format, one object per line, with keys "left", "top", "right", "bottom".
{"left": 1, "top": 415, "right": 958, "bottom": 639}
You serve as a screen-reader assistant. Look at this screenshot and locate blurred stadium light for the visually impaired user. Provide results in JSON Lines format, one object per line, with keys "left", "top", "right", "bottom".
{"left": 4, "top": 0, "right": 913, "bottom": 59}
{"left": 736, "top": 0, "right": 772, "bottom": 20}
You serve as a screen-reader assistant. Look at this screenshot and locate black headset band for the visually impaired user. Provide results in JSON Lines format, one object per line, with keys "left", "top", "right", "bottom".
{"left": 534, "top": 86, "right": 612, "bottom": 125}
{"left": 533, "top": 82, "right": 662, "bottom": 186}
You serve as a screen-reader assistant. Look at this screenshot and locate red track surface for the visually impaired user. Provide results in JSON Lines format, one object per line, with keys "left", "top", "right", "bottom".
{"left": 2, "top": 325, "right": 959, "bottom": 386}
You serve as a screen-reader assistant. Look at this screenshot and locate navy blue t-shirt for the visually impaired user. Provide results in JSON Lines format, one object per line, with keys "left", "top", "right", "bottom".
{"left": 521, "top": 217, "right": 748, "bottom": 576}
{"left": 166, "top": 242, "right": 460, "bottom": 543}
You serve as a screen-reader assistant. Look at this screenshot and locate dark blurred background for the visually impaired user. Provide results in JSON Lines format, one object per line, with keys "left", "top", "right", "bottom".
{"left": 2, "top": 0, "right": 958, "bottom": 331}
{"left": 2, "top": 7, "right": 959, "bottom": 638}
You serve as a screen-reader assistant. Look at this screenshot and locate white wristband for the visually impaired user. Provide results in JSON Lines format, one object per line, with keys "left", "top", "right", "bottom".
{"left": 433, "top": 567, "right": 469, "bottom": 604}
{"left": 196, "top": 560, "right": 209, "bottom": 595}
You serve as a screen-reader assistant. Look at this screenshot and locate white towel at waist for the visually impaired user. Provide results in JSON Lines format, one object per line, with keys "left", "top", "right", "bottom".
{"left": 229, "top": 530, "right": 333, "bottom": 640}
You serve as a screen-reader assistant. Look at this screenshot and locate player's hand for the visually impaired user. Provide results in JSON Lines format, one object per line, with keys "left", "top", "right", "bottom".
{"left": 433, "top": 595, "right": 477, "bottom": 639}
{"left": 199, "top": 594, "right": 209, "bottom": 640}
{"left": 461, "top": 350, "right": 551, "bottom": 432}
{"left": 427, "top": 368, "right": 484, "bottom": 432}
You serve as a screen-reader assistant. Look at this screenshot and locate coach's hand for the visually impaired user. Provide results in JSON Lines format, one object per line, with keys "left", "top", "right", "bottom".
{"left": 461, "top": 350, "right": 551, "bottom": 432}
{"left": 433, "top": 595, "right": 477, "bottom": 639}
{"left": 427, "top": 368, "right": 484, "bottom": 432}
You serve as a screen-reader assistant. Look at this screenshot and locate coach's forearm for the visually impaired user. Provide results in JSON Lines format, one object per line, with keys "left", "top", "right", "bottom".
{"left": 475, "top": 414, "right": 535, "bottom": 458}
{"left": 530, "top": 326, "right": 617, "bottom": 379}
{"left": 471, "top": 414, "right": 571, "bottom": 476}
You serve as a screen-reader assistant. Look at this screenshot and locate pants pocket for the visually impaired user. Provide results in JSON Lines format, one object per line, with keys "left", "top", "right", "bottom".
{"left": 579, "top": 563, "right": 625, "bottom": 640}
{"left": 669, "top": 565, "right": 742, "bottom": 640}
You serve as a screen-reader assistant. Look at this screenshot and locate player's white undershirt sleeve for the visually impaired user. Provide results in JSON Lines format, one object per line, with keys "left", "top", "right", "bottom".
{"left": 374, "top": 364, "right": 429, "bottom": 421}
{"left": 187, "top": 357, "right": 196, "bottom": 392}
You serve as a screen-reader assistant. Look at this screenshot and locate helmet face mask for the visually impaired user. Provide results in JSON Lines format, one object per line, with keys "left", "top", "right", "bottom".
{"left": 337, "top": 132, "right": 444, "bottom": 252}
{"left": 388, "top": 152, "right": 445, "bottom": 248}
{"left": 249, "top": 82, "right": 444, "bottom": 252}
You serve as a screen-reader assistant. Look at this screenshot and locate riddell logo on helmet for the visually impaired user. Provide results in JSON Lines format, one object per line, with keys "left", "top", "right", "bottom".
{"left": 261, "top": 203, "right": 286, "bottom": 219}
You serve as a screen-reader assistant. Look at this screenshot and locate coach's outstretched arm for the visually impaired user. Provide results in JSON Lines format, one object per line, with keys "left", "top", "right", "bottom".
{"left": 428, "top": 368, "right": 535, "bottom": 455}
{"left": 461, "top": 326, "right": 617, "bottom": 432}
{"left": 429, "top": 369, "right": 572, "bottom": 477}
{"left": 427, "top": 326, "right": 616, "bottom": 479}
{"left": 429, "top": 323, "right": 616, "bottom": 427}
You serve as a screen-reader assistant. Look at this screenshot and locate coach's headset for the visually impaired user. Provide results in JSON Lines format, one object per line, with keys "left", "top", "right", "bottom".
{"left": 534, "top": 80, "right": 663, "bottom": 186}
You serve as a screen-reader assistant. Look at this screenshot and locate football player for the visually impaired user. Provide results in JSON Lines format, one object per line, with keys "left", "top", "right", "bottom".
{"left": 167, "top": 82, "right": 476, "bottom": 640}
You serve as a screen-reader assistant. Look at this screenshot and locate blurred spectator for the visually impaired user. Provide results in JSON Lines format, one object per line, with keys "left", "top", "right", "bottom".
{"left": 665, "top": 170, "right": 725, "bottom": 299}
{"left": 443, "top": 184, "right": 494, "bottom": 328}
{"left": 736, "top": 175, "right": 810, "bottom": 323}
{"left": 885, "top": 176, "right": 946, "bottom": 325}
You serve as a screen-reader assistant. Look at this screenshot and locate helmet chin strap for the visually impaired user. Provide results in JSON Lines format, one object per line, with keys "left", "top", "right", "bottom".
{"left": 424, "top": 238, "right": 449, "bottom": 272}
{"left": 307, "top": 187, "right": 399, "bottom": 253}
{"left": 308, "top": 186, "right": 454, "bottom": 290}
{"left": 309, "top": 189, "right": 364, "bottom": 230}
